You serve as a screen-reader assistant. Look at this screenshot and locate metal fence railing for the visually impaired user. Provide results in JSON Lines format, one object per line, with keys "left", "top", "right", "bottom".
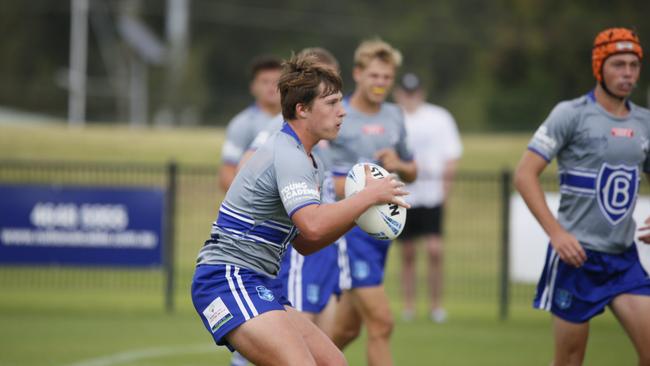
{"left": 0, "top": 159, "right": 587, "bottom": 318}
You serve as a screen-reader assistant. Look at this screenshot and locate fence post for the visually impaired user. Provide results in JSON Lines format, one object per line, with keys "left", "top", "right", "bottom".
{"left": 164, "top": 161, "right": 177, "bottom": 313}
{"left": 499, "top": 169, "right": 512, "bottom": 321}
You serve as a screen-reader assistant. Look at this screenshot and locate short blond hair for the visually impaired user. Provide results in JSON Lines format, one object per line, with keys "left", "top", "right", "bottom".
{"left": 354, "top": 38, "right": 402, "bottom": 69}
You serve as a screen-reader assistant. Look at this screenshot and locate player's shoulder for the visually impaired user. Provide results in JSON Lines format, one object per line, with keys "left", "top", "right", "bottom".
{"left": 227, "top": 105, "right": 258, "bottom": 126}
{"left": 421, "top": 103, "right": 454, "bottom": 120}
{"left": 381, "top": 102, "right": 405, "bottom": 122}
{"left": 546, "top": 95, "right": 589, "bottom": 123}
{"left": 631, "top": 102, "right": 650, "bottom": 120}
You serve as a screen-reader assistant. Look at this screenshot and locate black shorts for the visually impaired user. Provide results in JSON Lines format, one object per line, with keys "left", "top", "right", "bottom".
{"left": 399, "top": 205, "right": 444, "bottom": 241}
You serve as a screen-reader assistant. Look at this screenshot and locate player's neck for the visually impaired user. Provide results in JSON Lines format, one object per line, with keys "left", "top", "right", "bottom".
{"left": 350, "top": 91, "right": 381, "bottom": 115}
{"left": 594, "top": 85, "right": 630, "bottom": 117}
{"left": 286, "top": 120, "right": 316, "bottom": 154}
{"left": 257, "top": 101, "right": 281, "bottom": 116}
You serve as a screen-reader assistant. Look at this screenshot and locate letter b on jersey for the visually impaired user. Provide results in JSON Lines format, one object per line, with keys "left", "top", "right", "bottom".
{"left": 596, "top": 164, "right": 639, "bottom": 225}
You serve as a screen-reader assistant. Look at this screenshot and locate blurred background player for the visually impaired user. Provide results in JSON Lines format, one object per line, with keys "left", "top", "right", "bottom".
{"left": 218, "top": 54, "right": 283, "bottom": 192}
{"left": 192, "top": 52, "right": 410, "bottom": 366}
{"left": 328, "top": 39, "right": 417, "bottom": 366}
{"left": 514, "top": 27, "right": 650, "bottom": 366}
{"left": 393, "top": 72, "right": 462, "bottom": 323}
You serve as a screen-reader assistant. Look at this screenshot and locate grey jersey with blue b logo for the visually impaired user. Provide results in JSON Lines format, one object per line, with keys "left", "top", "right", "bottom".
{"left": 328, "top": 101, "right": 414, "bottom": 177}
{"left": 198, "top": 123, "right": 325, "bottom": 277}
{"left": 528, "top": 92, "right": 650, "bottom": 253}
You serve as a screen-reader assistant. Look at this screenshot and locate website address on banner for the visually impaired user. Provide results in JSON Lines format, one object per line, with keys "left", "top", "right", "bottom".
{"left": 0, "top": 228, "right": 158, "bottom": 249}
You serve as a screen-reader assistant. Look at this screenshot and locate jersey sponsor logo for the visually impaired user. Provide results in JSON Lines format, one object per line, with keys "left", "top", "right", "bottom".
{"left": 532, "top": 126, "right": 557, "bottom": 151}
{"left": 596, "top": 164, "right": 638, "bottom": 225}
{"left": 280, "top": 182, "right": 319, "bottom": 203}
{"left": 610, "top": 127, "right": 634, "bottom": 138}
{"left": 554, "top": 288, "right": 573, "bottom": 310}
{"left": 307, "top": 284, "right": 320, "bottom": 304}
{"left": 256, "top": 285, "right": 275, "bottom": 302}
{"left": 362, "top": 124, "right": 385, "bottom": 135}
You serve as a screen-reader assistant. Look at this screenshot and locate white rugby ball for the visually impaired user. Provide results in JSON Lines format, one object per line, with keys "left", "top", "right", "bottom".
{"left": 345, "top": 163, "right": 407, "bottom": 240}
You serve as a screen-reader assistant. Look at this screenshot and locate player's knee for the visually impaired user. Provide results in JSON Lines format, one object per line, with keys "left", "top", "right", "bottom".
{"left": 427, "top": 242, "right": 443, "bottom": 260}
{"left": 332, "top": 322, "right": 360, "bottom": 345}
{"left": 367, "top": 312, "right": 394, "bottom": 339}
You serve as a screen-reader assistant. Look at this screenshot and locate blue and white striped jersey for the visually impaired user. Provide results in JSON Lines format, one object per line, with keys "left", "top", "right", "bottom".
{"left": 199, "top": 123, "right": 326, "bottom": 277}
{"left": 528, "top": 91, "right": 650, "bottom": 253}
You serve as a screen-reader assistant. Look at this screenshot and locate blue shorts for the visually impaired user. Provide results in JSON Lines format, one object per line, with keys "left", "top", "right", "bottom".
{"left": 191, "top": 264, "right": 290, "bottom": 351}
{"left": 276, "top": 241, "right": 341, "bottom": 313}
{"left": 342, "top": 226, "right": 391, "bottom": 288}
{"left": 534, "top": 244, "right": 650, "bottom": 323}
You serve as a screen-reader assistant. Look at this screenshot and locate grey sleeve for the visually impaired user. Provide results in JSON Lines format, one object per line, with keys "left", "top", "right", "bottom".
{"left": 275, "top": 145, "right": 322, "bottom": 217}
{"left": 221, "top": 110, "right": 253, "bottom": 165}
{"left": 527, "top": 101, "right": 575, "bottom": 162}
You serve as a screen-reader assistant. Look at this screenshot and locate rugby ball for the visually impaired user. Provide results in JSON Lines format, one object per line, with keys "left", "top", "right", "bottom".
{"left": 345, "top": 163, "right": 407, "bottom": 240}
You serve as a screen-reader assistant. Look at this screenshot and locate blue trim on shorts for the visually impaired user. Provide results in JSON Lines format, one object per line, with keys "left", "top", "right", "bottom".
{"left": 533, "top": 244, "right": 650, "bottom": 323}
{"left": 344, "top": 226, "right": 391, "bottom": 288}
{"left": 276, "top": 243, "right": 340, "bottom": 313}
{"left": 191, "top": 264, "right": 290, "bottom": 351}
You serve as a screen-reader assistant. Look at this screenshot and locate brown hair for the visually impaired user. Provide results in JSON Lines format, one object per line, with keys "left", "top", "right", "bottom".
{"left": 354, "top": 38, "right": 402, "bottom": 69}
{"left": 249, "top": 54, "right": 283, "bottom": 80}
{"left": 297, "top": 47, "right": 340, "bottom": 71}
{"left": 278, "top": 53, "right": 342, "bottom": 120}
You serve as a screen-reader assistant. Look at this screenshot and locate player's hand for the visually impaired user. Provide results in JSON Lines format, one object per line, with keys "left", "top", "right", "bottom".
{"left": 374, "top": 148, "right": 401, "bottom": 172}
{"left": 549, "top": 229, "right": 586, "bottom": 268}
{"left": 636, "top": 216, "right": 650, "bottom": 244}
{"left": 363, "top": 164, "right": 410, "bottom": 208}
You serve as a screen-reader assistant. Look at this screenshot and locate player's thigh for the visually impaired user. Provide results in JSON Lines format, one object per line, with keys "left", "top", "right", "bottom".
{"left": 314, "top": 295, "right": 338, "bottom": 334}
{"left": 552, "top": 315, "right": 589, "bottom": 360}
{"left": 352, "top": 285, "right": 393, "bottom": 326}
{"left": 226, "top": 310, "right": 316, "bottom": 366}
{"left": 330, "top": 290, "right": 362, "bottom": 337}
{"left": 285, "top": 306, "right": 347, "bottom": 366}
{"left": 610, "top": 294, "right": 650, "bottom": 353}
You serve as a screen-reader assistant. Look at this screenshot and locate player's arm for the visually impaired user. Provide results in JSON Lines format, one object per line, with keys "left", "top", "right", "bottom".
{"left": 514, "top": 150, "right": 586, "bottom": 267}
{"left": 637, "top": 173, "right": 650, "bottom": 244}
{"left": 218, "top": 164, "right": 237, "bottom": 192}
{"left": 374, "top": 148, "right": 417, "bottom": 183}
{"left": 292, "top": 166, "right": 410, "bottom": 255}
{"left": 442, "top": 158, "right": 460, "bottom": 202}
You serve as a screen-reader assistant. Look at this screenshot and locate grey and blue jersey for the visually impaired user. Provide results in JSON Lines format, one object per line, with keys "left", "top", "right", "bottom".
{"left": 329, "top": 101, "right": 414, "bottom": 177}
{"left": 221, "top": 105, "right": 282, "bottom": 165}
{"left": 528, "top": 91, "right": 650, "bottom": 253}
{"left": 199, "top": 123, "right": 326, "bottom": 277}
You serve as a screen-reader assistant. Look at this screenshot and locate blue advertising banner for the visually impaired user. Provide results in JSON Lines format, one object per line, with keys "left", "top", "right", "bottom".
{"left": 0, "top": 184, "right": 164, "bottom": 267}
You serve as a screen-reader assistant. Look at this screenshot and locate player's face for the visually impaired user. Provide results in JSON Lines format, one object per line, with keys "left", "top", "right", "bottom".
{"left": 306, "top": 87, "right": 346, "bottom": 141}
{"left": 251, "top": 69, "right": 281, "bottom": 109}
{"left": 354, "top": 59, "right": 396, "bottom": 105}
{"left": 602, "top": 53, "right": 641, "bottom": 98}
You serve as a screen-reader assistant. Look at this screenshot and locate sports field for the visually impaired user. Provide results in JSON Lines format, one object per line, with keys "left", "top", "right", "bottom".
{"left": 0, "top": 122, "right": 638, "bottom": 365}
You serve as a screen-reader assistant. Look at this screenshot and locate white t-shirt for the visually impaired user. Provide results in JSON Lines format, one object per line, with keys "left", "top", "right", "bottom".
{"left": 403, "top": 103, "right": 462, "bottom": 207}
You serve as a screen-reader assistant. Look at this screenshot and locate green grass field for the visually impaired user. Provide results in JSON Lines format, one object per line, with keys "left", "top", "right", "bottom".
{"left": 0, "top": 122, "right": 637, "bottom": 365}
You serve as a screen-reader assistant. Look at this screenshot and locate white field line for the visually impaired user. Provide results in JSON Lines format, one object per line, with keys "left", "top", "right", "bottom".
{"left": 64, "top": 344, "right": 220, "bottom": 366}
